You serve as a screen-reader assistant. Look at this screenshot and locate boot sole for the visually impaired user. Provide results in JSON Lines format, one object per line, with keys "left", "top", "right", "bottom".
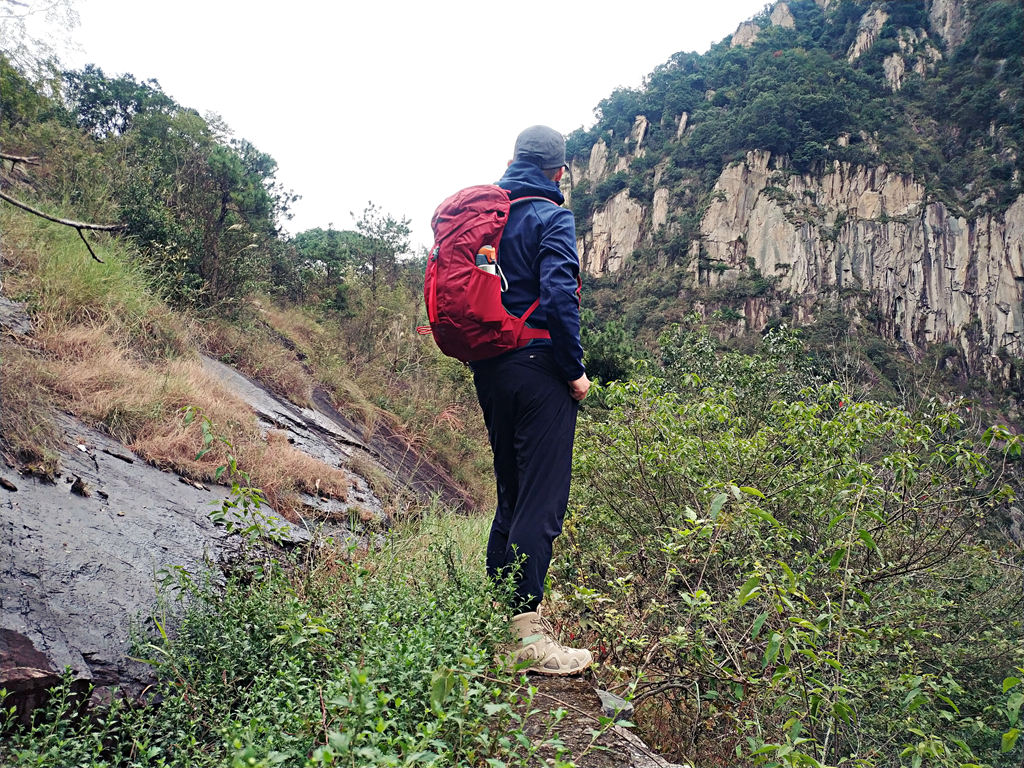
{"left": 525, "top": 660, "right": 594, "bottom": 677}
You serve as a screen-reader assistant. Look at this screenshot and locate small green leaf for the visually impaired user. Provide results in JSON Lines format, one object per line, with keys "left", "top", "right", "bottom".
{"left": 710, "top": 493, "right": 728, "bottom": 520}
{"left": 1004, "top": 676, "right": 1022, "bottom": 694}
{"left": 1002, "top": 728, "right": 1019, "bottom": 753}
{"left": 429, "top": 669, "right": 454, "bottom": 713}
{"left": 829, "top": 548, "right": 846, "bottom": 572}
{"left": 833, "top": 700, "right": 854, "bottom": 725}
{"left": 763, "top": 632, "right": 782, "bottom": 667}
{"left": 750, "top": 508, "right": 781, "bottom": 527}
{"left": 739, "top": 486, "right": 765, "bottom": 499}
{"left": 857, "top": 529, "right": 877, "bottom": 550}
{"left": 751, "top": 611, "right": 769, "bottom": 640}
{"left": 1007, "top": 691, "right": 1024, "bottom": 726}
{"left": 777, "top": 560, "right": 796, "bottom": 591}
{"left": 738, "top": 575, "right": 761, "bottom": 606}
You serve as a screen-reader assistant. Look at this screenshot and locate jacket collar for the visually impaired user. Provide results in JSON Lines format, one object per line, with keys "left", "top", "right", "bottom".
{"left": 497, "top": 161, "right": 565, "bottom": 206}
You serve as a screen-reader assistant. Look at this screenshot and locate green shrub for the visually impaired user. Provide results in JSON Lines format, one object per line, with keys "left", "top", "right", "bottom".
{"left": 554, "top": 333, "right": 1023, "bottom": 767}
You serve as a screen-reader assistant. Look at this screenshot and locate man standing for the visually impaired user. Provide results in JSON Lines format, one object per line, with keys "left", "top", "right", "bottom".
{"left": 471, "top": 125, "right": 593, "bottom": 675}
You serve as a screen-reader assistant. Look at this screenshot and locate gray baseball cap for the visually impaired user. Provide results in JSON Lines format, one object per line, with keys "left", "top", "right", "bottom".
{"left": 513, "top": 125, "right": 567, "bottom": 170}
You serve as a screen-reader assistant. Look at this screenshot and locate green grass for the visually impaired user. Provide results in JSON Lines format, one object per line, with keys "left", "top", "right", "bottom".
{"left": 1, "top": 208, "right": 188, "bottom": 358}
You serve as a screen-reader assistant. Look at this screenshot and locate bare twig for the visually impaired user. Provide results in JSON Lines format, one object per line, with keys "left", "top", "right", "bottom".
{"left": 318, "top": 685, "right": 329, "bottom": 746}
{"left": 0, "top": 189, "right": 124, "bottom": 264}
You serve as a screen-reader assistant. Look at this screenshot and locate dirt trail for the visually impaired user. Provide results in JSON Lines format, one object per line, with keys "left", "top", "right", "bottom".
{"left": 525, "top": 676, "right": 686, "bottom": 768}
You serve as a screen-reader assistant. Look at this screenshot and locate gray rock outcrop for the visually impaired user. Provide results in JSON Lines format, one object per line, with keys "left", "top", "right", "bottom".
{"left": 579, "top": 190, "right": 644, "bottom": 277}
{"left": 929, "top": 0, "right": 970, "bottom": 49}
{"left": 883, "top": 52, "right": 906, "bottom": 90}
{"left": 771, "top": 2, "right": 796, "bottom": 29}
{"left": 731, "top": 20, "right": 762, "bottom": 48}
{"left": 848, "top": 7, "right": 889, "bottom": 61}
{"left": 697, "top": 151, "right": 1023, "bottom": 377}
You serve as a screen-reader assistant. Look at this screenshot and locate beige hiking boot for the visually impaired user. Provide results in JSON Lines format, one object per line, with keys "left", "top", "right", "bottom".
{"left": 511, "top": 610, "right": 593, "bottom": 676}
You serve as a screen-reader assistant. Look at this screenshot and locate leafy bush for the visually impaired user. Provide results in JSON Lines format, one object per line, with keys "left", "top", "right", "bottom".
{"left": 0, "top": 542, "right": 548, "bottom": 767}
{"left": 581, "top": 308, "right": 647, "bottom": 384}
{"left": 554, "top": 329, "right": 1024, "bottom": 766}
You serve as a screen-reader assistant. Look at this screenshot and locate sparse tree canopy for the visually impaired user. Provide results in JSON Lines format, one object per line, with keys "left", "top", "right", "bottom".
{"left": 0, "top": 0, "right": 78, "bottom": 78}
{"left": 351, "top": 201, "right": 411, "bottom": 298}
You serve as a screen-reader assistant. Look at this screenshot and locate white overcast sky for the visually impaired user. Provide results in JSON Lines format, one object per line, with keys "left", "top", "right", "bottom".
{"left": 58, "top": 0, "right": 768, "bottom": 250}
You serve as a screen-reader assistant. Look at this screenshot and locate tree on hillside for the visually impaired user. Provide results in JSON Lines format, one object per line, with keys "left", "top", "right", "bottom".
{"left": 292, "top": 227, "right": 368, "bottom": 280}
{"left": 62, "top": 64, "right": 175, "bottom": 136}
{"left": 59, "top": 65, "right": 298, "bottom": 306}
{"left": 352, "top": 202, "right": 410, "bottom": 299}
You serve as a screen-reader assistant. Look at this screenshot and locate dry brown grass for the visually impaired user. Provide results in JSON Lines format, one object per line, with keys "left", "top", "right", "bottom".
{"left": 202, "top": 319, "right": 314, "bottom": 407}
{"left": 257, "top": 299, "right": 323, "bottom": 353}
{"left": 30, "top": 322, "right": 352, "bottom": 520}
{"left": 0, "top": 340, "right": 61, "bottom": 474}
{"left": 258, "top": 429, "right": 351, "bottom": 518}
{"left": 318, "top": 368, "right": 380, "bottom": 432}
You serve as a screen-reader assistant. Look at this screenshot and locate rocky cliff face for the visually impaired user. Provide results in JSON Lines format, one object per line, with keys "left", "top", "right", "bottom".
{"left": 568, "top": 0, "right": 1022, "bottom": 380}
{"left": 696, "top": 150, "right": 1023, "bottom": 377}
{"left": 573, "top": 143, "right": 1022, "bottom": 379}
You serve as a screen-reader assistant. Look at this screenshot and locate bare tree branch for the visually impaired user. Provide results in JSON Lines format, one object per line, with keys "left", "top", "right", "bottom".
{"left": 0, "top": 152, "right": 40, "bottom": 164}
{"left": 0, "top": 190, "right": 123, "bottom": 231}
{"left": 0, "top": 189, "right": 124, "bottom": 264}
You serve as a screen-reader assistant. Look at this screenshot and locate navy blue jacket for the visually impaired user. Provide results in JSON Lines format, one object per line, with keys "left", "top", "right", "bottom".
{"left": 485, "top": 161, "right": 585, "bottom": 381}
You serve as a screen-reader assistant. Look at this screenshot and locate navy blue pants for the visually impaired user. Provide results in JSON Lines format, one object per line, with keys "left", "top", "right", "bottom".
{"left": 473, "top": 348, "right": 579, "bottom": 613}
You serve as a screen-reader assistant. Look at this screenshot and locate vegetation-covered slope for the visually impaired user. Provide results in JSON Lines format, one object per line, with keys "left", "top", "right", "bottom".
{"left": 0, "top": 58, "right": 492, "bottom": 512}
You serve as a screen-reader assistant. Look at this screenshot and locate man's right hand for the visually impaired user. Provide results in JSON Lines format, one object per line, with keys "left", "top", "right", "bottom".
{"left": 568, "top": 374, "right": 591, "bottom": 402}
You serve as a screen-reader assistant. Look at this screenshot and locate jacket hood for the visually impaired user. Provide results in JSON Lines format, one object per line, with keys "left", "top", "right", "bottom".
{"left": 497, "top": 161, "right": 565, "bottom": 206}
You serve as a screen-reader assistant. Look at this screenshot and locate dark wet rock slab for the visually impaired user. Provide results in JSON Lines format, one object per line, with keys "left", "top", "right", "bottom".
{"left": 0, "top": 295, "right": 31, "bottom": 336}
{"left": 0, "top": 412, "right": 302, "bottom": 705}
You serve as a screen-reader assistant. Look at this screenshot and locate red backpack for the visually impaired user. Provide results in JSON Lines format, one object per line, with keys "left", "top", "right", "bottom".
{"left": 417, "top": 185, "right": 553, "bottom": 362}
